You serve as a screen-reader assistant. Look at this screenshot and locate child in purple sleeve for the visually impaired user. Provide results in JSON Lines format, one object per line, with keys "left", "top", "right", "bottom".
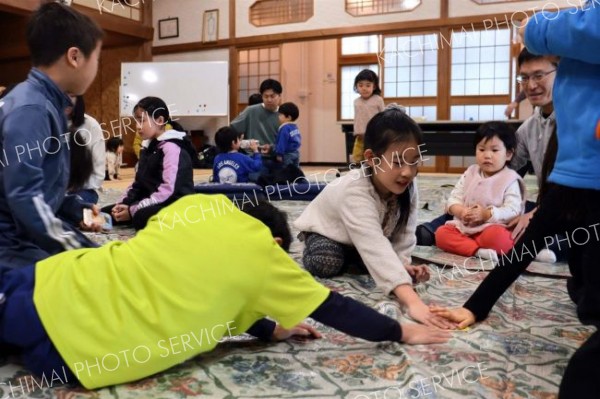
{"left": 101, "top": 96, "right": 194, "bottom": 230}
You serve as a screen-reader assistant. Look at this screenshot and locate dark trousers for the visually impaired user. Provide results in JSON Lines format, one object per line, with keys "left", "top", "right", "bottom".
{"left": 71, "top": 189, "right": 99, "bottom": 205}
{"left": 301, "top": 232, "right": 367, "bottom": 277}
{"left": 0, "top": 266, "right": 76, "bottom": 384}
{"left": 473, "top": 184, "right": 600, "bottom": 397}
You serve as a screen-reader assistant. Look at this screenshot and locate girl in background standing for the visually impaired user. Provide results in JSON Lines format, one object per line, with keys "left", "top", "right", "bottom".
{"left": 351, "top": 69, "right": 385, "bottom": 163}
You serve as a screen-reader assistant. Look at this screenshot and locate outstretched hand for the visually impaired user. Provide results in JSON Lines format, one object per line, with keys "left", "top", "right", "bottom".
{"left": 400, "top": 322, "right": 451, "bottom": 345}
{"left": 407, "top": 303, "right": 458, "bottom": 330}
{"left": 272, "top": 323, "right": 322, "bottom": 341}
{"left": 429, "top": 306, "right": 476, "bottom": 330}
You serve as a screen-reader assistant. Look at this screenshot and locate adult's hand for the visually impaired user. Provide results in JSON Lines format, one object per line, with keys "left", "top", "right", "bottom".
{"left": 508, "top": 209, "right": 535, "bottom": 241}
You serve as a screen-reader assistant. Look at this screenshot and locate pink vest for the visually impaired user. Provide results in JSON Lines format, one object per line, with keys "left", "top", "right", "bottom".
{"left": 448, "top": 165, "right": 525, "bottom": 235}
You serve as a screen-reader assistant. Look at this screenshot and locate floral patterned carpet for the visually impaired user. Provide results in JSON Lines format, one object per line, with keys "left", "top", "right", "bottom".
{"left": 0, "top": 175, "right": 593, "bottom": 399}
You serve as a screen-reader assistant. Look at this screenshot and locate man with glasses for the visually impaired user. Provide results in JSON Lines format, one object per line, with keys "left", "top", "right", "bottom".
{"left": 507, "top": 48, "right": 563, "bottom": 263}
{"left": 416, "top": 48, "right": 562, "bottom": 263}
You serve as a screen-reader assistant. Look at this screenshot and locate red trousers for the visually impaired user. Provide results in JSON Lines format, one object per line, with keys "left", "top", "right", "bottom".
{"left": 435, "top": 224, "right": 514, "bottom": 257}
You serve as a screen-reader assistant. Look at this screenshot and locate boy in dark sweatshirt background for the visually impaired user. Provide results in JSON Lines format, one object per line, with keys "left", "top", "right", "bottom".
{"left": 213, "top": 126, "right": 262, "bottom": 183}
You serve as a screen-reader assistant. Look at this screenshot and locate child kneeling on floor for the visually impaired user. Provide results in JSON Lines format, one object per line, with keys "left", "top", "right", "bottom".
{"left": 435, "top": 122, "right": 525, "bottom": 264}
{"left": 295, "top": 105, "right": 455, "bottom": 329}
{"left": 0, "top": 196, "right": 450, "bottom": 390}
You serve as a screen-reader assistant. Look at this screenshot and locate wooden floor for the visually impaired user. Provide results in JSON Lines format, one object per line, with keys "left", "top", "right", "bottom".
{"left": 102, "top": 166, "right": 462, "bottom": 191}
{"left": 101, "top": 166, "right": 349, "bottom": 191}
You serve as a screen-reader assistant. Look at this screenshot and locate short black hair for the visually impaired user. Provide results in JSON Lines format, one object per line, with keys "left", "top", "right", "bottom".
{"left": 239, "top": 201, "right": 292, "bottom": 252}
{"left": 353, "top": 69, "right": 382, "bottom": 96}
{"left": 517, "top": 48, "right": 559, "bottom": 69}
{"left": 278, "top": 102, "right": 299, "bottom": 121}
{"left": 134, "top": 96, "right": 172, "bottom": 125}
{"left": 215, "top": 126, "right": 239, "bottom": 153}
{"left": 27, "top": 2, "right": 104, "bottom": 67}
{"left": 259, "top": 79, "right": 282, "bottom": 95}
{"left": 248, "top": 93, "right": 263, "bottom": 105}
{"left": 473, "top": 121, "right": 517, "bottom": 153}
{"left": 106, "top": 137, "right": 124, "bottom": 153}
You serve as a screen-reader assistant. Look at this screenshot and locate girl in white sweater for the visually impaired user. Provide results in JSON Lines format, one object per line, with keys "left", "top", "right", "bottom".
{"left": 295, "top": 106, "right": 455, "bottom": 329}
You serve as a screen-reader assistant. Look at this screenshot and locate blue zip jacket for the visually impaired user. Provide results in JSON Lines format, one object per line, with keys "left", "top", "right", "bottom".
{"left": 0, "top": 68, "right": 95, "bottom": 273}
{"left": 213, "top": 152, "right": 263, "bottom": 183}
{"left": 275, "top": 123, "right": 301, "bottom": 156}
{"left": 525, "top": 4, "right": 600, "bottom": 190}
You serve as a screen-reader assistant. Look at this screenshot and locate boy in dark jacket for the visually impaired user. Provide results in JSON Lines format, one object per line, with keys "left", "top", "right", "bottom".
{"left": 0, "top": 3, "right": 104, "bottom": 272}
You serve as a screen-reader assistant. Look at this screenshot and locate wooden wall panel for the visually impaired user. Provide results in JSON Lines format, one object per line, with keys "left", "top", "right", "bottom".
{"left": 0, "top": 58, "right": 29, "bottom": 87}
{"left": 86, "top": 45, "right": 148, "bottom": 166}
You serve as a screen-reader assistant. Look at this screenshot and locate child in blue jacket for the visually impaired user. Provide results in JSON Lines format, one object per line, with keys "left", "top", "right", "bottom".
{"left": 0, "top": 3, "right": 103, "bottom": 273}
{"left": 213, "top": 126, "right": 262, "bottom": 183}
{"left": 275, "top": 102, "right": 302, "bottom": 168}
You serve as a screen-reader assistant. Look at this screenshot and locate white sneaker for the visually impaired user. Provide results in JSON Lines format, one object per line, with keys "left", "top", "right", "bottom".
{"left": 535, "top": 249, "right": 557, "bottom": 264}
{"left": 476, "top": 248, "right": 499, "bottom": 264}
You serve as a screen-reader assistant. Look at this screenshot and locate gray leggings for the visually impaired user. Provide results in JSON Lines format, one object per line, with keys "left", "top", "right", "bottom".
{"left": 301, "top": 232, "right": 366, "bottom": 277}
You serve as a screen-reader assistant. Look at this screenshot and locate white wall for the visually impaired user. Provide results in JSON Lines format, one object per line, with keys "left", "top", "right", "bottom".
{"left": 153, "top": 0, "right": 230, "bottom": 47}
{"left": 449, "top": 0, "right": 573, "bottom": 17}
{"left": 153, "top": 49, "right": 230, "bottom": 143}
{"left": 235, "top": 0, "right": 441, "bottom": 37}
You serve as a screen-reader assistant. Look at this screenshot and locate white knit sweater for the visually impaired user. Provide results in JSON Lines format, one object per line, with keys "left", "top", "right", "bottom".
{"left": 294, "top": 168, "right": 417, "bottom": 294}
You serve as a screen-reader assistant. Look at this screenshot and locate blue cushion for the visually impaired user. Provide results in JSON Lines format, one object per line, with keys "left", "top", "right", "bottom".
{"left": 263, "top": 182, "right": 326, "bottom": 201}
{"left": 194, "top": 183, "right": 265, "bottom": 202}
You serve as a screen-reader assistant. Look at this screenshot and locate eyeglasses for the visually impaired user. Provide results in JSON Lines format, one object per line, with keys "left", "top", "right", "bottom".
{"left": 516, "top": 70, "right": 556, "bottom": 84}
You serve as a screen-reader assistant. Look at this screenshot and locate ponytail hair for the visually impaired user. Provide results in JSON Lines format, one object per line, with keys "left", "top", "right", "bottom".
{"left": 168, "top": 120, "right": 185, "bottom": 132}
{"left": 68, "top": 95, "right": 94, "bottom": 193}
{"left": 133, "top": 96, "right": 172, "bottom": 126}
{"left": 364, "top": 104, "right": 423, "bottom": 236}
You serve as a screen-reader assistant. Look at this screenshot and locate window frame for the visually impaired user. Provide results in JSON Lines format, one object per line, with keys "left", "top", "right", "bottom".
{"left": 236, "top": 45, "right": 282, "bottom": 115}
{"left": 337, "top": 25, "right": 518, "bottom": 172}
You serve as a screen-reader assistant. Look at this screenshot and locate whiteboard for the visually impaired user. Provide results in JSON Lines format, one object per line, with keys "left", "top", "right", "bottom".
{"left": 120, "top": 62, "right": 228, "bottom": 116}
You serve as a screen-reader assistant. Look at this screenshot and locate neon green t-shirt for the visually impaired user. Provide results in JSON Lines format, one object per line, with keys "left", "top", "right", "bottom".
{"left": 33, "top": 194, "right": 329, "bottom": 389}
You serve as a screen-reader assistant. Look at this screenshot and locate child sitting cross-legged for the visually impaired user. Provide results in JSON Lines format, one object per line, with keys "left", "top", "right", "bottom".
{"left": 435, "top": 121, "right": 525, "bottom": 264}
{"left": 101, "top": 96, "right": 195, "bottom": 230}
{"left": 212, "top": 126, "right": 262, "bottom": 183}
